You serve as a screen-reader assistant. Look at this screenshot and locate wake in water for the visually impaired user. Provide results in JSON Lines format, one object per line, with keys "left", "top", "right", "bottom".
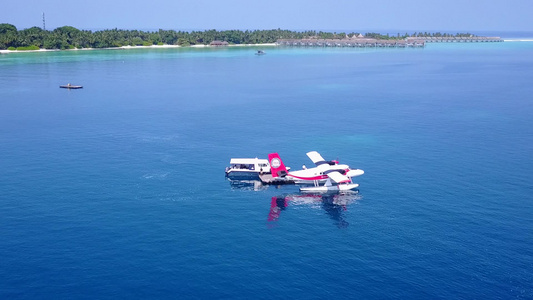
{"left": 142, "top": 172, "right": 170, "bottom": 179}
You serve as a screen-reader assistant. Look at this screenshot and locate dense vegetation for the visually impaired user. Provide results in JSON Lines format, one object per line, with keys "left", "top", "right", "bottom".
{"left": 0, "top": 23, "right": 477, "bottom": 50}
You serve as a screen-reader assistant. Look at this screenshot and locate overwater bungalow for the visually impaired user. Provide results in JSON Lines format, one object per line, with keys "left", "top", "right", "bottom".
{"left": 278, "top": 35, "right": 500, "bottom": 48}
{"left": 278, "top": 37, "right": 427, "bottom": 48}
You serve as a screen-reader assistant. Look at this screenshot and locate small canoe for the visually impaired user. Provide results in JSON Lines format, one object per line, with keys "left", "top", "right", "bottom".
{"left": 60, "top": 84, "right": 83, "bottom": 89}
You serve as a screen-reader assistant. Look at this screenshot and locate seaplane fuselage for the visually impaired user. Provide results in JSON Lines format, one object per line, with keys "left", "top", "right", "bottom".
{"left": 283, "top": 164, "right": 351, "bottom": 183}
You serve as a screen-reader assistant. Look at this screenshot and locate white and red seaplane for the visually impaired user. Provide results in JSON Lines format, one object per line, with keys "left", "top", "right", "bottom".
{"left": 268, "top": 151, "right": 364, "bottom": 193}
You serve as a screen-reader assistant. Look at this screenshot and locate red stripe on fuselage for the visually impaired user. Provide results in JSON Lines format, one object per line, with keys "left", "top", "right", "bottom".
{"left": 287, "top": 173, "right": 327, "bottom": 181}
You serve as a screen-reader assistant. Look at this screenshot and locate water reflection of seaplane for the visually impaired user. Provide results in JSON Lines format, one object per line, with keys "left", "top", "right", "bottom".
{"left": 268, "top": 151, "right": 364, "bottom": 193}
{"left": 268, "top": 193, "right": 359, "bottom": 228}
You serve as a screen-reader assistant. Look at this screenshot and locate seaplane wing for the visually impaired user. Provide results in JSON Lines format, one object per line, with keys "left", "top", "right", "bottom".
{"left": 306, "top": 151, "right": 327, "bottom": 165}
{"left": 324, "top": 171, "right": 351, "bottom": 184}
{"left": 314, "top": 163, "right": 330, "bottom": 173}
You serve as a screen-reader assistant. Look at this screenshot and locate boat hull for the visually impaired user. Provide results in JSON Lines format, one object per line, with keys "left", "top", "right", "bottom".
{"left": 225, "top": 170, "right": 265, "bottom": 180}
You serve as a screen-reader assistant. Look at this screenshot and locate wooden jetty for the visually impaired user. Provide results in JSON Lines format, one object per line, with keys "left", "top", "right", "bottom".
{"left": 277, "top": 38, "right": 425, "bottom": 48}
{"left": 410, "top": 36, "right": 503, "bottom": 43}
{"left": 277, "top": 36, "right": 502, "bottom": 48}
{"left": 60, "top": 84, "right": 83, "bottom": 89}
{"left": 259, "top": 174, "right": 295, "bottom": 185}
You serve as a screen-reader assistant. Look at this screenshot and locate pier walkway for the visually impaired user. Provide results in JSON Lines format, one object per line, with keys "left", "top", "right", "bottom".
{"left": 411, "top": 36, "right": 503, "bottom": 43}
{"left": 258, "top": 174, "right": 295, "bottom": 185}
{"left": 277, "top": 36, "right": 502, "bottom": 48}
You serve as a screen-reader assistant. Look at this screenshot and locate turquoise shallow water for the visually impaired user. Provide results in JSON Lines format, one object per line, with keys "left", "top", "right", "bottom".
{"left": 1, "top": 42, "right": 532, "bottom": 299}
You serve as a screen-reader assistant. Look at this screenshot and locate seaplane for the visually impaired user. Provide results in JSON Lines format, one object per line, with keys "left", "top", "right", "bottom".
{"left": 268, "top": 151, "right": 364, "bottom": 193}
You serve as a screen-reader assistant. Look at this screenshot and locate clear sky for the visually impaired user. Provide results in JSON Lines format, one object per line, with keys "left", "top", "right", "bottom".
{"left": 1, "top": 0, "right": 532, "bottom": 32}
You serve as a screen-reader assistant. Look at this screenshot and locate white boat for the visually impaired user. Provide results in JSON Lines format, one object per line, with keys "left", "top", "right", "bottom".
{"left": 225, "top": 158, "right": 271, "bottom": 179}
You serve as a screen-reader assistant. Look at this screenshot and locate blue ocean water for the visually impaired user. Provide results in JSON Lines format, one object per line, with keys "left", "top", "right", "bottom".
{"left": 1, "top": 42, "right": 532, "bottom": 299}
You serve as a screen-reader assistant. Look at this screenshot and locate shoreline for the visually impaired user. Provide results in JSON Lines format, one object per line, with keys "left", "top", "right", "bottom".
{"left": 3, "top": 40, "right": 533, "bottom": 54}
{"left": 0, "top": 43, "right": 278, "bottom": 54}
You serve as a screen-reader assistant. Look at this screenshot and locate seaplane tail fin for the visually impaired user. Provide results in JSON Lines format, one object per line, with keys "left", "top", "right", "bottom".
{"left": 268, "top": 153, "right": 288, "bottom": 177}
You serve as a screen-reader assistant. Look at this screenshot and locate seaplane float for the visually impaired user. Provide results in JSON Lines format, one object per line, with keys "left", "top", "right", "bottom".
{"left": 268, "top": 151, "right": 364, "bottom": 193}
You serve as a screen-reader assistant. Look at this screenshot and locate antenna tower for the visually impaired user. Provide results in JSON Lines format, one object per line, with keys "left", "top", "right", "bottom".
{"left": 42, "top": 12, "right": 46, "bottom": 30}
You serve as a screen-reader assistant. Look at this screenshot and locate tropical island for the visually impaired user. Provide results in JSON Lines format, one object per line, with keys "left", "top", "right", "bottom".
{"left": 0, "top": 23, "right": 501, "bottom": 51}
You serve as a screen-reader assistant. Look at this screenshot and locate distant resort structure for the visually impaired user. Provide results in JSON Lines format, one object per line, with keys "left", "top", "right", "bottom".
{"left": 277, "top": 35, "right": 503, "bottom": 48}
{"left": 210, "top": 40, "right": 229, "bottom": 46}
{"left": 210, "top": 35, "right": 503, "bottom": 49}
{"left": 414, "top": 36, "right": 503, "bottom": 43}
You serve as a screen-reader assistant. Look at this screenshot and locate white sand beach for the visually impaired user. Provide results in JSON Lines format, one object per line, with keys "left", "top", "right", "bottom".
{"left": 0, "top": 48, "right": 57, "bottom": 54}
{"left": 0, "top": 43, "right": 279, "bottom": 54}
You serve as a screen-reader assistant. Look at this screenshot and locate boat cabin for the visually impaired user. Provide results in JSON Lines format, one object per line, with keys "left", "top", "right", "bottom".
{"left": 225, "top": 158, "right": 271, "bottom": 179}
